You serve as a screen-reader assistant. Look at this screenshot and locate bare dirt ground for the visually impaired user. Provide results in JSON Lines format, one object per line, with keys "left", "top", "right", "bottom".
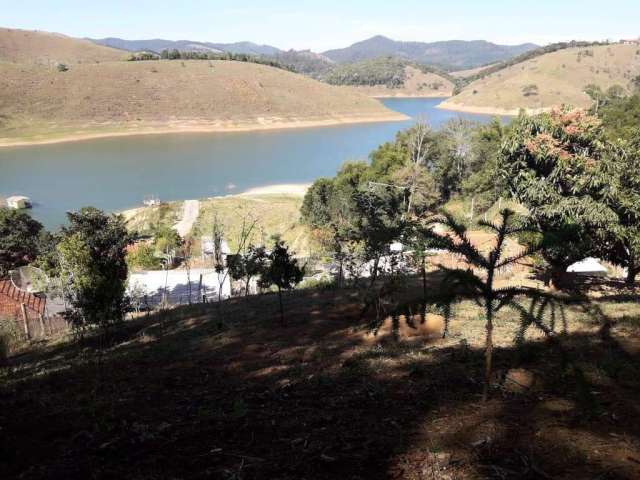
{"left": 2, "top": 276, "right": 640, "bottom": 479}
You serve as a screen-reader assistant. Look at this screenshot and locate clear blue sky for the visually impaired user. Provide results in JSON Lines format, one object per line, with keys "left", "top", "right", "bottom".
{"left": 1, "top": 0, "right": 638, "bottom": 51}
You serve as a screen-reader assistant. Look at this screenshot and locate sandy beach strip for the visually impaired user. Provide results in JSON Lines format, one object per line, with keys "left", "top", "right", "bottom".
{"left": 436, "top": 101, "right": 552, "bottom": 116}
{"left": 0, "top": 112, "right": 408, "bottom": 148}
{"left": 239, "top": 184, "right": 311, "bottom": 197}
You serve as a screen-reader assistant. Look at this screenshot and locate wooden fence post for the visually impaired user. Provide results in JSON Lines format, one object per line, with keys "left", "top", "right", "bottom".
{"left": 38, "top": 313, "right": 47, "bottom": 338}
{"left": 20, "top": 303, "right": 30, "bottom": 340}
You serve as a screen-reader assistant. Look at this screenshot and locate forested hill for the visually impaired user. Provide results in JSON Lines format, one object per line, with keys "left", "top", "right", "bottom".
{"left": 322, "top": 35, "right": 538, "bottom": 70}
{"left": 90, "top": 37, "right": 282, "bottom": 56}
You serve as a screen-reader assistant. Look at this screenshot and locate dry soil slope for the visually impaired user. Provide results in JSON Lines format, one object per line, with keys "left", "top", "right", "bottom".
{"left": 0, "top": 59, "right": 405, "bottom": 145}
{"left": 441, "top": 44, "right": 640, "bottom": 114}
{"left": 0, "top": 27, "right": 126, "bottom": 65}
{"left": 344, "top": 65, "right": 455, "bottom": 97}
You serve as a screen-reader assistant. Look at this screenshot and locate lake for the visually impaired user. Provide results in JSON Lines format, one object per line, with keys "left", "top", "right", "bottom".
{"left": 0, "top": 98, "right": 505, "bottom": 229}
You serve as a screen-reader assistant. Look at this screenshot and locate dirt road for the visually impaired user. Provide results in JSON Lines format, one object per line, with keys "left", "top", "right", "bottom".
{"left": 173, "top": 200, "right": 200, "bottom": 238}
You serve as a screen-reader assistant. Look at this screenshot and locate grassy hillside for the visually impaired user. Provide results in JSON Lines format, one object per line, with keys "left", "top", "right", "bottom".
{"left": 0, "top": 27, "right": 126, "bottom": 64}
{"left": 0, "top": 59, "right": 405, "bottom": 145}
{"left": 124, "top": 192, "right": 313, "bottom": 256}
{"left": 441, "top": 43, "right": 640, "bottom": 114}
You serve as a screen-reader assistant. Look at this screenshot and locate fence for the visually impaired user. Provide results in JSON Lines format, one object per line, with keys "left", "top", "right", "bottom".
{"left": 0, "top": 280, "right": 67, "bottom": 340}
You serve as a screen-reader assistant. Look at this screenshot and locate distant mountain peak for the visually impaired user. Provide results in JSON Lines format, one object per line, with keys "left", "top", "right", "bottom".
{"left": 322, "top": 36, "right": 539, "bottom": 70}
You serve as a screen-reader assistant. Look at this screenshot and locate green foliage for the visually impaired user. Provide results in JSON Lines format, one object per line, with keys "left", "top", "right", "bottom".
{"left": 152, "top": 224, "right": 182, "bottom": 256}
{"left": 498, "top": 108, "right": 634, "bottom": 284}
{"left": 151, "top": 49, "right": 295, "bottom": 71}
{"left": 58, "top": 207, "right": 133, "bottom": 329}
{"left": 127, "top": 52, "right": 160, "bottom": 61}
{"left": 461, "top": 119, "right": 507, "bottom": 204}
{"left": 227, "top": 245, "right": 268, "bottom": 296}
{"left": 0, "top": 318, "right": 21, "bottom": 364}
{"left": 127, "top": 243, "right": 162, "bottom": 270}
{"left": 0, "top": 208, "right": 43, "bottom": 277}
{"left": 301, "top": 178, "right": 335, "bottom": 228}
{"left": 260, "top": 242, "right": 304, "bottom": 292}
{"left": 598, "top": 93, "right": 640, "bottom": 141}
{"left": 323, "top": 56, "right": 408, "bottom": 88}
{"left": 260, "top": 241, "right": 304, "bottom": 325}
{"left": 323, "top": 56, "right": 455, "bottom": 89}
{"left": 423, "top": 209, "right": 541, "bottom": 399}
{"left": 56, "top": 63, "right": 69, "bottom": 72}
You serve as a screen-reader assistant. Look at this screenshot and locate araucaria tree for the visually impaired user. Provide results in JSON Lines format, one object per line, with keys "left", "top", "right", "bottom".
{"left": 260, "top": 241, "right": 304, "bottom": 326}
{"left": 57, "top": 207, "right": 133, "bottom": 331}
{"left": 425, "top": 209, "right": 540, "bottom": 400}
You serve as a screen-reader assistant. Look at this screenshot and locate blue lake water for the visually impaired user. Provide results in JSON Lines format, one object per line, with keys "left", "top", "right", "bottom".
{"left": 0, "top": 98, "right": 506, "bottom": 229}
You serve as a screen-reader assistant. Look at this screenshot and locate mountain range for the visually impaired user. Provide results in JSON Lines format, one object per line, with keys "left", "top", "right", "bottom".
{"left": 90, "top": 35, "right": 539, "bottom": 70}
{"left": 90, "top": 38, "right": 281, "bottom": 57}
{"left": 322, "top": 36, "right": 538, "bottom": 69}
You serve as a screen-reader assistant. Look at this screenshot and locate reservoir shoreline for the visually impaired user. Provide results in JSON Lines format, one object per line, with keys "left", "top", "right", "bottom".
{"left": 0, "top": 113, "right": 408, "bottom": 149}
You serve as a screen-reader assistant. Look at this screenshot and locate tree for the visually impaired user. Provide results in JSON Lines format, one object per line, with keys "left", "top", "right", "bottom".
{"left": 424, "top": 209, "right": 540, "bottom": 400}
{"left": 597, "top": 136, "right": 640, "bottom": 284}
{"left": 0, "top": 208, "right": 43, "bottom": 277}
{"left": 499, "top": 108, "right": 615, "bottom": 286}
{"left": 301, "top": 178, "right": 334, "bottom": 228}
{"left": 57, "top": 207, "right": 133, "bottom": 330}
{"left": 260, "top": 241, "right": 304, "bottom": 325}
{"left": 228, "top": 245, "right": 268, "bottom": 296}
{"left": 461, "top": 119, "right": 506, "bottom": 208}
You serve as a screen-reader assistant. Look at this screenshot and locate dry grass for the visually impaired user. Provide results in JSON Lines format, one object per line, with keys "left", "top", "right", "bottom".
{"left": 442, "top": 44, "right": 640, "bottom": 113}
{"left": 192, "top": 193, "right": 313, "bottom": 254}
{"left": 0, "top": 58, "right": 403, "bottom": 144}
{"left": 2, "top": 281, "right": 640, "bottom": 479}
{"left": 0, "top": 27, "right": 125, "bottom": 65}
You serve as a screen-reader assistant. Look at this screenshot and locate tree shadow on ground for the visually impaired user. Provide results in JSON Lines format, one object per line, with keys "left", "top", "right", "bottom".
{"left": 1, "top": 285, "right": 640, "bottom": 479}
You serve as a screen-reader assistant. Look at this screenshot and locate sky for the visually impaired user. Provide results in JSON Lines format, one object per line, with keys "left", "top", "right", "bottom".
{"left": 1, "top": 0, "right": 639, "bottom": 51}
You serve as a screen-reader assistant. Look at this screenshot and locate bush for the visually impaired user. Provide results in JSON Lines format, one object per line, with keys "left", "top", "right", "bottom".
{"left": 0, "top": 318, "right": 21, "bottom": 364}
{"left": 127, "top": 243, "right": 162, "bottom": 270}
{"left": 56, "top": 63, "right": 69, "bottom": 72}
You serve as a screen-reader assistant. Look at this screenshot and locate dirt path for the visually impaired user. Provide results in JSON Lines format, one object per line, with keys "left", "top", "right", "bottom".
{"left": 173, "top": 200, "right": 200, "bottom": 238}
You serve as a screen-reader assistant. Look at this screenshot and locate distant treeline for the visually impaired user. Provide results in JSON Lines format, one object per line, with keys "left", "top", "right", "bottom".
{"left": 126, "top": 50, "right": 295, "bottom": 72}
{"left": 322, "top": 56, "right": 456, "bottom": 89}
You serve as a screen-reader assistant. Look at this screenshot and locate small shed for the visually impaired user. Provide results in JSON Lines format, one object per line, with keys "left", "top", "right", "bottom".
{"left": 567, "top": 257, "right": 608, "bottom": 277}
{"left": 6, "top": 196, "right": 32, "bottom": 209}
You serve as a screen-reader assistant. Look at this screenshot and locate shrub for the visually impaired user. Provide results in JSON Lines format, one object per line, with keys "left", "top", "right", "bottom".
{"left": 0, "top": 318, "right": 21, "bottom": 364}
{"left": 56, "top": 63, "right": 69, "bottom": 72}
{"left": 127, "top": 243, "right": 162, "bottom": 270}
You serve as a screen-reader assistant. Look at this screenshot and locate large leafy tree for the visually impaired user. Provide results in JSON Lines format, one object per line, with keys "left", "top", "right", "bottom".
{"left": 57, "top": 207, "right": 133, "bottom": 329}
{"left": 597, "top": 134, "right": 640, "bottom": 284}
{"left": 0, "top": 208, "right": 43, "bottom": 277}
{"left": 499, "top": 108, "right": 616, "bottom": 285}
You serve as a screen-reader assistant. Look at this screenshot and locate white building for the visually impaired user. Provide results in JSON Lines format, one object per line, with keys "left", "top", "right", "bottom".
{"left": 6, "top": 196, "right": 32, "bottom": 209}
{"left": 128, "top": 268, "right": 231, "bottom": 307}
{"left": 567, "top": 258, "right": 608, "bottom": 277}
